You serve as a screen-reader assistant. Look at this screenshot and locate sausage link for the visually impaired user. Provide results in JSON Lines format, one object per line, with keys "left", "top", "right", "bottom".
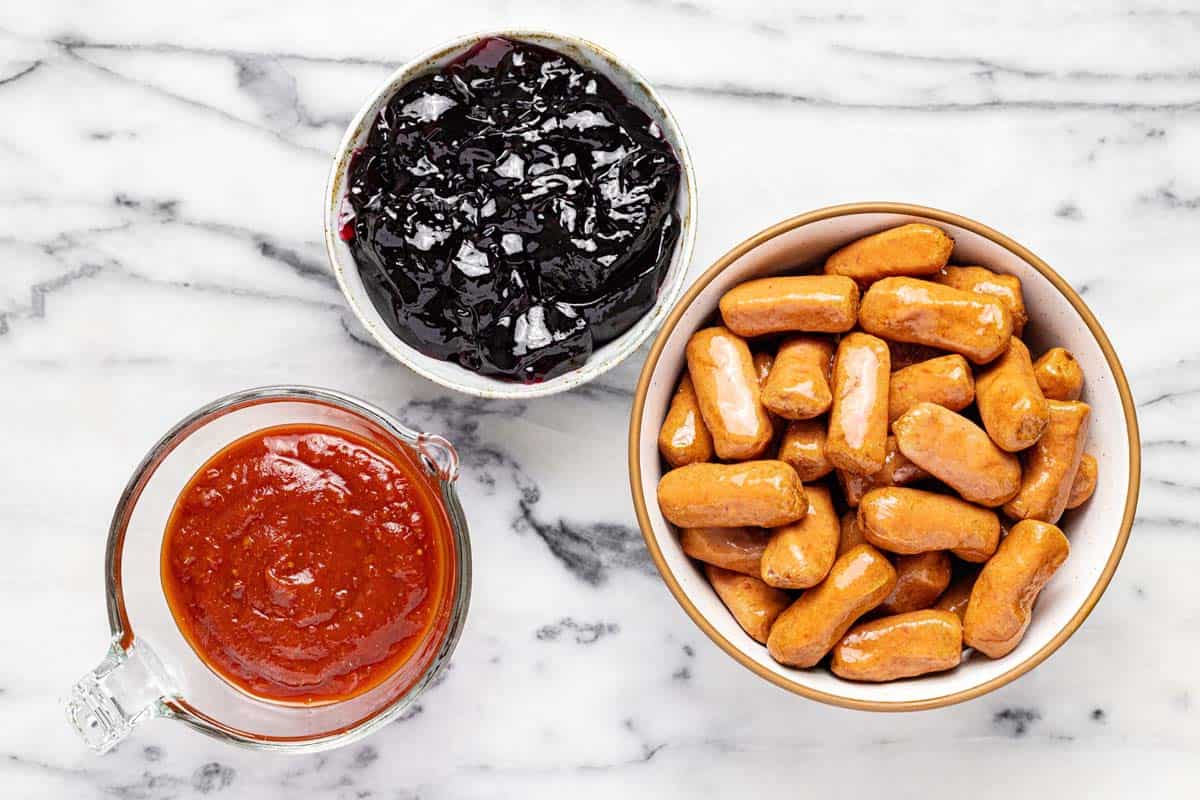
{"left": 827, "top": 332, "right": 891, "bottom": 474}
{"left": 761, "top": 337, "right": 834, "bottom": 420}
{"left": 963, "top": 519, "right": 1069, "bottom": 658}
{"left": 823, "top": 223, "right": 953, "bottom": 285}
{"left": 879, "top": 550, "right": 953, "bottom": 615}
{"left": 888, "top": 354, "right": 975, "bottom": 424}
{"left": 680, "top": 527, "right": 770, "bottom": 576}
{"left": 761, "top": 484, "right": 840, "bottom": 589}
{"left": 657, "top": 374, "right": 715, "bottom": 467}
{"left": 777, "top": 419, "right": 833, "bottom": 482}
{"left": 1033, "top": 347, "right": 1084, "bottom": 401}
{"left": 686, "top": 327, "right": 775, "bottom": 460}
{"left": 975, "top": 338, "right": 1049, "bottom": 452}
{"left": 1003, "top": 400, "right": 1091, "bottom": 524}
{"left": 706, "top": 565, "right": 793, "bottom": 644}
{"left": 892, "top": 402, "right": 1021, "bottom": 507}
{"left": 831, "top": 610, "right": 962, "bottom": 682}
{"left": 1066, "top": 453, "right": 1098, "bottom": 509}
{"left": 719, "top": 275, "right": 860, "bottom": 337}
{"left": 859, "top": 277, "right": 1013, "bottom": 365}
{"left": 858, "top": 486, "right": 1000, "bottom": 562}
{"left": 658, "top": 461, "right": 807, "bottom": 528}
{"left": 766, "top": 544, "right": 897, "bottom": 668}
{"left": 934, "top": 265, "right": 1028, "bottom": 336}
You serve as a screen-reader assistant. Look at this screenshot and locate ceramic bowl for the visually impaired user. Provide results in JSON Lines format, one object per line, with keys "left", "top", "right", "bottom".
{"left": 325, "top": 29, "right": 697, "bottom": 399}
{"left": 628, "top": 203, "right": 1140, "bottom": 710}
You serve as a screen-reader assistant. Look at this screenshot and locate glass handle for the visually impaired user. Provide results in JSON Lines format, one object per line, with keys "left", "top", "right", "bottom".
{"left": 418, "top": 433, "right": 460, "bottom": 482}
{"left": 65, "top": 638, "right": 173, "bottom": 753}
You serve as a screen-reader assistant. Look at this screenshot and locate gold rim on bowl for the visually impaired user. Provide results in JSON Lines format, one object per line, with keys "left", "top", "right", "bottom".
{"left": 627, "top": 201, "right": 1141, "bottom": 712}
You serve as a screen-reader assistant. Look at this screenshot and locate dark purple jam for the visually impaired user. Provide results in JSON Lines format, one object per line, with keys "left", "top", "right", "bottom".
{"left": 344, "top": 37, "right": 681, "bottom": 382}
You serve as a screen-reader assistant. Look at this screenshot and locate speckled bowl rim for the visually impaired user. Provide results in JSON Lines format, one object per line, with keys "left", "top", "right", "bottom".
{"left": 627, "top": 202, "right": 1141, "bottom": 712}
{"left": 324, "top": 29, "right": 697, "bottom": 399}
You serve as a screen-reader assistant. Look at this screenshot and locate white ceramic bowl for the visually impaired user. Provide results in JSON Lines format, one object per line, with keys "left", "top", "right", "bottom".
{"left": 325, "top": 30, "right": 697, "bottom": 399}
{"left": 629, "top": 203, "right": 1141, "bottom": 711}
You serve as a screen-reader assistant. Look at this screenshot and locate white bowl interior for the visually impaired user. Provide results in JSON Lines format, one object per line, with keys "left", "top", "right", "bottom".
{"left": 635, "top": 211, "right": 1133, "bottom": 706}
{"left": 326, "top": 31, "right": 696, "bottom": 399}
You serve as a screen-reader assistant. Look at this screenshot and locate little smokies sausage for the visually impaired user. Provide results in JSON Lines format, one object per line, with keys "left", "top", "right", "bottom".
{"left": 823, "top": 223, "right": 953, "bottom": 285}
{"left": 1066, "top": 453, "right": 1098, "bottom": 510}
{"left": 892, "top": 402, "right": 1021, "bottom": 507}
{"left": 858, "top": 487, "right": 1000, "bottom": 562}
{"left": 963, "top": 519, "right": 1069, "bottom": 658}
{"left": 706, "top": 565, "right": 792, "bottom": 644}
{"left": 1003, "top": 400, "right": 1091, "bottom": 524}
{"left": 680, "top": 527, "right": 770, "bottom": 576}
{"left": 686, "top": 327, "right": 775, "bottom": 460}
{"left": 934, "top": 564, "right": 981, "bottom": 622}
{"left": 879, "top": 550, "right": 953, "bottom": 615}
{"left": 934, "top": 265, "right": 1028, "bottom": 336}
{"left": 837, "top": 435, "right": 930, "bottom": 507}
{"left": 859, "top": 277, "right": 1013, "bottom": 365}
{"left": 658, "top": 461, "right": 807, "bottom": 529}
{"left": 777, "top": 419, "right": 833, "bottom": 482}
{"left": 838, "top": 511, "right": 868, "bottom": 557}
{"left": 766, "top": 544, "right": 897, "bottom": 668}
{"left": 1033, "top": 347, "right": 1084, "bottom": 401}
{"left": 888, "top": 354, "right": 975, "bottom": 424}
{"left": 761, "top": 337, "right": 834, "bottom": 420}
{"left": 719, "top": 275, "right": 860, "bottom": 337}
{"left": 761, "top": 483, "right": 840, "bottom": 589}
{"left": 827, "top": 332, "right": 891, "bottom": 475}
{"left": 975, "top": 338, "right": 1049, "bottom": 452}
{"left": 831, "top": 609, "right": 963, "bottom": 682}
{"left": 657, "top": 374, "right": 714, "bottom": 467}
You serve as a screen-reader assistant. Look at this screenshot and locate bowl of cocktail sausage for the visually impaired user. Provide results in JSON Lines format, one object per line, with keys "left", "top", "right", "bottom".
{"left": 628, "top": 203, "right": 1140, "bottom": 710}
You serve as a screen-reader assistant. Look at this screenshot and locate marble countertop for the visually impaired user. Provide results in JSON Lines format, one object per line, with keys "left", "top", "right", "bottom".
{"left": 2, "top": 1, "right": 1197, "bottom": 797}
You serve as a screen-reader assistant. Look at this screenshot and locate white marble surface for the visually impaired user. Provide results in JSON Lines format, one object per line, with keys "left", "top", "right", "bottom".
{"left": 1, "top": 1, "right": 1197, "bottom": 796}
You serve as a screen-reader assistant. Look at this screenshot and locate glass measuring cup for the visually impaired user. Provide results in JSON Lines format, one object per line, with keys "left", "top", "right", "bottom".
{"left": 65, "top": 386, "right": 471, "bottom": 753}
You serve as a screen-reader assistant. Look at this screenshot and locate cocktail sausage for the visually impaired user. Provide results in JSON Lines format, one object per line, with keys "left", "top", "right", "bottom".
{"left": 706, "top": 565, "right": 792, "bottom": 644}
{"left": 658, "top": 461, "right": 807, "bottom": 528}
{"left": 859, "top": 277, "right": 1013, "bottom": 365}
{"left": 1003, "top": 400, "right": 1091, "bottom": 524}
{"left": 657, "top": 374, "right": 714, "bottom": 467}
{"left": 975, "top": 338, "right": 1049, "bottom": 452}
{"left": 963, "top": 520, "right": 1069, "bottom": 658}
{"left": 831, "top": 610, "right": 963, "bottom": 682}
{"left": 827, "top": 332, "right": 891, "bottom": 475}
{"left": 766, "top": 544, "right": 897, "bottom": 668}
{"left": 824, "top": 223, "right": 953, "bottom": 285}
{"left": 686, "top": 327, "right": 775, "bottom": 460}
{"left": 888, "top": 354, "right": 975, "bottom": 424}
{"left": 680, "top": 527, "right": 770, "bottom": 576}
{"left": 892, "top": 402, "right": 1021, "bottom": 507}
{"left": 761, "top": 484, "right": 840, "bottom": 589}
{"left": 858, "top": 486, "right": 1000, "bottom": 563}
{"left": 761, "top": 337, "right": 834, "bottom": 420}
{"left": 720, "top": 276, "right": 860, "bottom": 337}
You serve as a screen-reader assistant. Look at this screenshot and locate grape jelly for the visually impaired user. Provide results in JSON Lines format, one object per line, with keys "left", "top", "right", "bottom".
{"left": 344, "top": 37, "right": 682, "bottom": 382}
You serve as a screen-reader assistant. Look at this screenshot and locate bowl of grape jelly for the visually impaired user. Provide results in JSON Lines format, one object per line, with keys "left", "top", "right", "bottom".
{"left": 326, "top": 30, "right": 697, "bottom": 398}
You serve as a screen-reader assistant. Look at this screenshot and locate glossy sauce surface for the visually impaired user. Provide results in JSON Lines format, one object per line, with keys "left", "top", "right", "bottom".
{"left": 345, "top": 37, "right": 681, "bottom": 381}
{"left": 162, "top": 425, "right": 453, "bottom": 704}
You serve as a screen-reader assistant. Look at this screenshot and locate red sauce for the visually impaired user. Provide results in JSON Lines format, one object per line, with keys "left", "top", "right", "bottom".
{"left": 161, "top": 424, "right": 454, "bottom": 705}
